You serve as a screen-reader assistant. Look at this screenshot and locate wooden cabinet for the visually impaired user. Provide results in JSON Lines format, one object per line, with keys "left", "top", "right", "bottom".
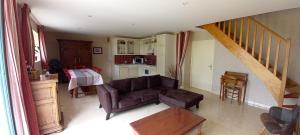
{"left": 58, "top": 39, "right": 92, "bottom": 68}
{"left": 30, "top": 74, "right": 63, "bottom": 135}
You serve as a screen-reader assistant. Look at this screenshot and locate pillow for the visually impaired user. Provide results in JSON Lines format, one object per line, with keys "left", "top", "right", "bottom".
{"left": 131, "top": 76, "right": 148, "bottom": 91}
{"left": 147, "top": 75, "right": 161, "bottom": 88}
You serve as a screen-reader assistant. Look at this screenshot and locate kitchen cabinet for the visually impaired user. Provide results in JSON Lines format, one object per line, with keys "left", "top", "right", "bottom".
{"left": 113, "top": 65, "right": 157, "bottom": 80}
{"left": 140, "top": 37, "right": 156, "bottom": 55}
{"left": 156, "top": 34, "right": 176, "bottom": 76}
{"left": 112, "top": 37, "right": 139, "bottom": 55}
{"left": 119, "top": 66, "right": 129, "bottom": 79}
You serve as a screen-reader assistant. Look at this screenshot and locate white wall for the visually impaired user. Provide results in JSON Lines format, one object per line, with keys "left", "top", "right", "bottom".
{"left": 44, "top": 32, "right": 111, "bottom": 81}
{"left": 189, "top": 31, "right": 277, "bottom": 108}
{"left": 212, "top": 38, "right": 277, "bottom": 108}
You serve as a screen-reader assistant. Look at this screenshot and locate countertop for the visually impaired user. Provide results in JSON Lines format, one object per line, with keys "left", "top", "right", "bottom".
{"left": 115, "top": 64, "right": 156, "bottom": 67}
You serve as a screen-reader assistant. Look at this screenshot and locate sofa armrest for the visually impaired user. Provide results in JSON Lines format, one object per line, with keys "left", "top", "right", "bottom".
{"left": 96, "top": 85, "right": 112, "bottom": 113}
{"left": 103, "top": 84, "right": 119, "bottom": 110}
{"left": 269, "top": 106, "right": 294, "bottom": 123}
{"left": 161, "top": 76, "right": 178, "bottom": 89}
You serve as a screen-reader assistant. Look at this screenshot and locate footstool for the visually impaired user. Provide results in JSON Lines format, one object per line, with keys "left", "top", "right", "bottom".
{"left": 159, "top": 89, "right": 204, "bottom": 109}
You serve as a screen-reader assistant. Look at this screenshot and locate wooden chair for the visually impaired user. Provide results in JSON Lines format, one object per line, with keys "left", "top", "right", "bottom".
{"left": 92, "top": 66, "right": 102, "bottom": 73}
{"left": 63, "top": 68, "right": 71, "bottom": 80}
{"left": 81, "top": 66, "right": 102, "bottom": 96}
{"left": 220, "top": 71, "right": 248, "bottom": 104}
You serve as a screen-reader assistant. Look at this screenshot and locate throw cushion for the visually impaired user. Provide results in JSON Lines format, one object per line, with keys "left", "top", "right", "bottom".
{"left": 109, "top": 78, "right": 131, "bottom": 94}
{"left": 131, "top": 76, "right": 148, "bottom": 91}
{"left": 147, "top": 75, "right": 161, "bottom": 88}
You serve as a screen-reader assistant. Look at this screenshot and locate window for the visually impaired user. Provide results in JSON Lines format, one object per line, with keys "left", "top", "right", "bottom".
{"left": 32, "top": 30, "right": 40, "bottom": 62}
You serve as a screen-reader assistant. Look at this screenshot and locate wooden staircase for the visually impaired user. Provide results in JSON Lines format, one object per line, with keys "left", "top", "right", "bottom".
{"left": 201, "top": 17, "right": 299, "bottom": 107}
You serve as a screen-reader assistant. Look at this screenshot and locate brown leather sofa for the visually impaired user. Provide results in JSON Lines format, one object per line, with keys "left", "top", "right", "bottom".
{"left": 96, "top": 75, "right": 203, "bottom": 120}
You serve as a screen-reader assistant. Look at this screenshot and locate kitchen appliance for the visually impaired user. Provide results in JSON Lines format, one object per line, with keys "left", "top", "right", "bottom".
{"left": 134, "top": 57, "right": 144, "bottom": 64}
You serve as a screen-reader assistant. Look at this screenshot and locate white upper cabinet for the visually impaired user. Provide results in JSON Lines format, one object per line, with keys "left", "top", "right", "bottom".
{"left": 140, "top": 37, "right": 157, "bottom": 55}
{"left": 112, "top": 37, "right": 140, "bottom": 55}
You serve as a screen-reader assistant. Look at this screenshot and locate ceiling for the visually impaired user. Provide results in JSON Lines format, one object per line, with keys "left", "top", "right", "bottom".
{"left": 22, "top": 0, "right": 300, "bottom": 37}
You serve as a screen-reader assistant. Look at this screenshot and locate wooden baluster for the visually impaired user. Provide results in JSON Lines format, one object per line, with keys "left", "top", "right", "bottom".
{"left": 239, "top": 18, "right": 244, "bottom": 46}
{"left": 266, "top": 32, "right": 272, "bottom": 69}
{"left": 228, "top": 20, "right": 232, "bottom": 38}
{"left": 252, "top": 23, "right": 257, "bottom": 56}
{"left": 223, "top": 21, "right": 226, "bottom": 33}
{"left": 279, "top": 39, "right": 291, "bottom": 106}
{"left": 218, "top": 22, "right": 221, "bottom": 29}
{"left": 245, "top": 18, "right": 250, "bottom": 52}
{"left": 234, "top": 20, "right": 237, "bottom": 43}
{"left": 258, "top": 27, "right": 264, "bottom": 63}
{"left": 273, "top": 39, "right": 280, "bottom": 76}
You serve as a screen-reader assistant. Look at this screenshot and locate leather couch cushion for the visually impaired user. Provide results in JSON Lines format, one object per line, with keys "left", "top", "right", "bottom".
{"left": 118, "top": 94, "right": 142, "bottom": 108}
{"left": 159, "top": 89, "right": 203, "bottom": 108}
{"left": 148, "top": 75, "right": 161, "bottom": 88}
{"left": 109, "top": 78, "right": 131, "bottom": 94}
{"left": 131, "top": 76, "right": 148, "bottom": 91}
{"left": 161, "top": 76, "right": 178, "bottom": 89}
{"left": 131, "top": 89, "right": 159, "bottom": 102}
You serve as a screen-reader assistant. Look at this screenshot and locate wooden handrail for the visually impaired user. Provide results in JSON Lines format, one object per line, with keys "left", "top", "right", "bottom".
{"left": 249, "top": 17, "right": 288, "bottom": 43}
{"left": 207, "top": 16, "right": 292, "bottom": 106}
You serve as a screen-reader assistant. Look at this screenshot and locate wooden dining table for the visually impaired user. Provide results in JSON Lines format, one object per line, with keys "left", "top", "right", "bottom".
{"left": 67, "top": 68, "right": 104, "bottom": 98}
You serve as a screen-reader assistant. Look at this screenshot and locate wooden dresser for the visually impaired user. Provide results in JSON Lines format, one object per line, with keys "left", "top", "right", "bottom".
{"left": 30, "top": 74, "right": 63, "bottom": 134}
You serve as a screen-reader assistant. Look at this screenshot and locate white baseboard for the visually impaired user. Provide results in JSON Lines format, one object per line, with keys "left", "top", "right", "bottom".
{"left": 246, "top": 101, "right": 270, "bottom": 110}
{"left": 207, "top": 89, "right": 271, "bottom": 110}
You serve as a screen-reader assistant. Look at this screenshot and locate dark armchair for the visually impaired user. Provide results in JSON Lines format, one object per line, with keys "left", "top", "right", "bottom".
{"left": 260, "top": 106, "right": 299, "bottom": 135}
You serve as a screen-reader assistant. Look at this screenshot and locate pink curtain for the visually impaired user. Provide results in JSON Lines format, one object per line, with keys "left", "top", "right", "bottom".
{"left": 175, "top": 31, "right": 191, "bottom": 84}
{"left": 38, "top": 25, "right": 48, "bottom": 69}
{"left": 21, "top": 4, "right": 35, "bottom": 68}
{"left": 4, "top": 1, "right": 40, "bottom": 135}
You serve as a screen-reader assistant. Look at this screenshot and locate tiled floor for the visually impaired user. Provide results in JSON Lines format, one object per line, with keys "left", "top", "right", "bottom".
{"left": 52, "top": 84, "right": 268, "bottom": 135}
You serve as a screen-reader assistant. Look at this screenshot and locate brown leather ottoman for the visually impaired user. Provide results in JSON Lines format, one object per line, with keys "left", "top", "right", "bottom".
{"left": 159, "top": 89, "right": 203, "bottom": 109}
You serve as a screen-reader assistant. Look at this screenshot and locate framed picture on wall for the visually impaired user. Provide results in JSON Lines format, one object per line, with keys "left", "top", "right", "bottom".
{"left": 93, "top": 47, "right": 102, "bottom": 54}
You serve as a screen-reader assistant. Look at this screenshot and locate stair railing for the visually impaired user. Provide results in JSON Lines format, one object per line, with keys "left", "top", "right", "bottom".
{"left": 215, "top": 17, "right": 291, "bottom": 106}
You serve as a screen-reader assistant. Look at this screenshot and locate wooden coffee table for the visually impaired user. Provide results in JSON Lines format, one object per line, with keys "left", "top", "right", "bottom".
{"left": 130, "top": 107, "right": 206, "bottom": 135}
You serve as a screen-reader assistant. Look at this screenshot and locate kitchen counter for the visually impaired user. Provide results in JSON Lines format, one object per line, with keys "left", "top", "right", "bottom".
{"left": 115, "top": 64, "right": 156, "bottom": 67}
{"left": 113, "top": 64, "right": 158, "bottom": 80}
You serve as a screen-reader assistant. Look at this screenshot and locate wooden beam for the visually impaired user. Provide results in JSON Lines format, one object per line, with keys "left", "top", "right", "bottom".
{"left": 223, "top": 21, "right": 226, "bottom": 33}
{"left": 259, "top": 28, "right": 264, "bottom": 63}
{"left": 239, "top": 18, "right": 244, "bottom": 46}
{"left": 252, "top": 23, "right": 257, "bottom": 56}
{"left": 274, "top": 39, "right": 280, "bottom": 76}
{"left": 266, "top": 32, "right": 272, "bottom": 69}
{"left": 234, "top": 20, "right": 237, "bottom": 43}
{"left": 245, "top": 18, "right": 250, "bottom": 51}
{"left": 228, "top": 20, "right": 232, "bottom": 38}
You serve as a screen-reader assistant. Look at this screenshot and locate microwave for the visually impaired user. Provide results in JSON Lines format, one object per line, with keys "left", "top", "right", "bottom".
{"left": 134, "top": 58, "right": 144, "bottom": 64}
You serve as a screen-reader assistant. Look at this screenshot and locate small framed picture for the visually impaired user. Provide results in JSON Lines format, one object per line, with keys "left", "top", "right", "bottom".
{"left": 93, "top": 47, "right": 102, "bottom": 54}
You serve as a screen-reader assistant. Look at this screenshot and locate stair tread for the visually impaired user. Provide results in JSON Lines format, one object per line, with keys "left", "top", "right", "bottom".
{"left": 282, "top": 104, "right": 297, "bottom": 109}
{"left": 285, "top": 86, "right": 300, "bottom": 94}
{"left": 284, "top": 93, "right": 299, "bottom": 98}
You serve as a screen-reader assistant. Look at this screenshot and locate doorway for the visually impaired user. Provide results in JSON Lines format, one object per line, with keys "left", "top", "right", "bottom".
{"left": 190, "top": 39, "right": 215, "bottom": 91}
